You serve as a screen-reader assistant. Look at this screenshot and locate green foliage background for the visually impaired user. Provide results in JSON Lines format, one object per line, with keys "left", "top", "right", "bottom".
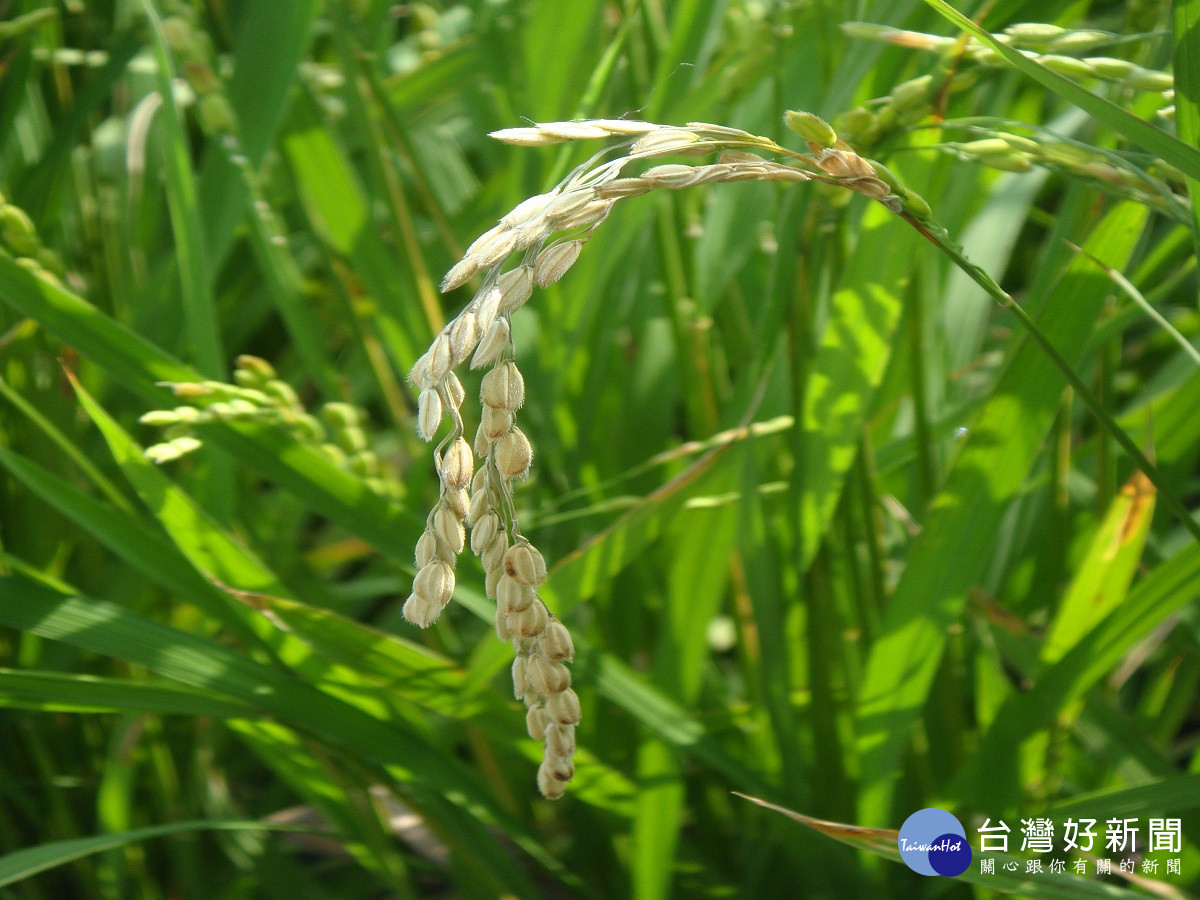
{"left": 0, "top": 0, "right": 1198, "bottom": 897}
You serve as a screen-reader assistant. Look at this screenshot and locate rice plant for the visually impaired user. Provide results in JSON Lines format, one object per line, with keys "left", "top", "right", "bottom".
{"left": 1, "top": 1, "right": 1198, "bottom": 897}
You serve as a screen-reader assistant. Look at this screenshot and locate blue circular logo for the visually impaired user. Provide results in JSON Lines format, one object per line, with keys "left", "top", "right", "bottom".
{"left": 898, "top": 808, "right": 972, "bottom": 877}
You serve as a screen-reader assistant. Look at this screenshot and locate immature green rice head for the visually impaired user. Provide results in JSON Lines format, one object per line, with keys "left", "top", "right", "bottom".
{"left": 0, "top": 204, "right": 40, "bottom": 257}
{"left": 784, "top": 110, "right": 838, "bottom": 147}
{"left": 141, "top": 357, "right": 392, "bottom": 490}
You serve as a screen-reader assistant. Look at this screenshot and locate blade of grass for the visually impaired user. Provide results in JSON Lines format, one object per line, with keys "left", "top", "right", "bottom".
{"left": 230, "top": 719, "right": 415, "bottom": 894}
{"left": 194, "top": 420, "right": 425, "bottom": 564}
{"left": 0, "top": 669, "right": 253, "bottom": 717}
{"left": 225, "top": 147, "right": 341, "bottom": 393}
{"left": 632, "top": 491, "right": 740, "bottom": 900}
{"left": 13, "top": 29, "right": 140, "bottom": 221}
{"left": 451, "top": 578, "right": 772, "bottom": 805}
{"left": 199, "top": 0, "right": 318, "bottom": 264}
{"left": 0, "top": 253, "right": 194, "bottom": 395}
{"left": 0, "top": 7, "right": 56, "bottom": 40}
{"left": 855, "top": 202, "right": 1148, "bottom": 827}
{"left": 72, "top": 376, "right": 293, "bottom": 598}
{"left": 520, "top": 1, "right": 606, "bottom": 121}
{"left": 542, "top": 411, "right": 748, "bottom": 612}
{"left": 280, "top": 91, "right": 427, "bottom": 366}
{"left": 797, "top": 204, "right": 921, "bottom": 569}
{"left": 738, "top": 445, "right": 805, "bottom": 801}
{"left": 0, "top": 576, "right": 547, "bottom": 894}
{"left": 1, "top": 416, "right": 416, "bottom": 779}
{"left": 582, "top": 650, "right": 772, "bottom": 796}
{"left": 1068, "top": 240, "right": 1200, "bottom": 368}
{"left": 630, "top": 739, "right": 686, "bottom": 900}
{"left": 332, "top": 13, "right": 442, "bottom": 336}
{"left": 912, "top": 209, "right": 1200, "bottom": 547}
{"left": 1173, "top": 0, "right": 1200, "bottom": 270}
{"left": 949, "top": 541, "right": 1200, "bottom": 811}
{"left": 135, "top": 0, "right": 223, "bottom": 377}
{"left": 0, "top": 372, "right": 129, "bottom": 511}
{"left": 0, "top": 257, "right": 423, "bottom": 569}
{"left": 734, "top": 793, "right": 1153, "bottom": 898}
{"left": 70, "top": 380, "right": 488, "bottom": 761}
{"left": 1047, "top": 773, "right": 1200, "bottom": 822}
{"left": 223, "top": 589, "right": 479, "bottom": 718}
{"left": 0, "top": 445, "right": 269, "bottom": 651}
{"left": 0, "top": 820, "right": 302, "bottom": 890}
{"left": 1041, "top": 471, "right": 1155, "bottom": 665}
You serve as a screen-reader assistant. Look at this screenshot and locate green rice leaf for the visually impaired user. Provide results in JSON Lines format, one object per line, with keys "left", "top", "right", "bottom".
{"left": 855, "top": 203, "right": 1149, "bottom": 825}
{"left": 0, "top": 575, "right": 545, "bottom": 893}
{"left": 0, "top": 669, "right": 252, "bottom": 717}
{"left": 1173, "top": 0, "right": 1200, "bottom": 267}
{"left": 1041, "top": 471, "right": 1154, "bottom": 665}
{"left": 0, "top": 821, "right": 302, "bottom": 889}
{"left": 135, "top": 0, "right": 223, "bottom": 377}
{"left": 0, "top": 254, "right": 193, "bottom": 396}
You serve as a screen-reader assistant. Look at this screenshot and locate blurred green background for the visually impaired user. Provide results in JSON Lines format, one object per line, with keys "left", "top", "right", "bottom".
{"left": 0, "top": 0, "right": 1198, "bottom": 896}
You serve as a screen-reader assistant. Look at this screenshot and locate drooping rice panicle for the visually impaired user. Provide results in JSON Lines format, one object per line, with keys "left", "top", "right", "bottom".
{"left": 403, "top": 114, "right": 933, "bottom": 798}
